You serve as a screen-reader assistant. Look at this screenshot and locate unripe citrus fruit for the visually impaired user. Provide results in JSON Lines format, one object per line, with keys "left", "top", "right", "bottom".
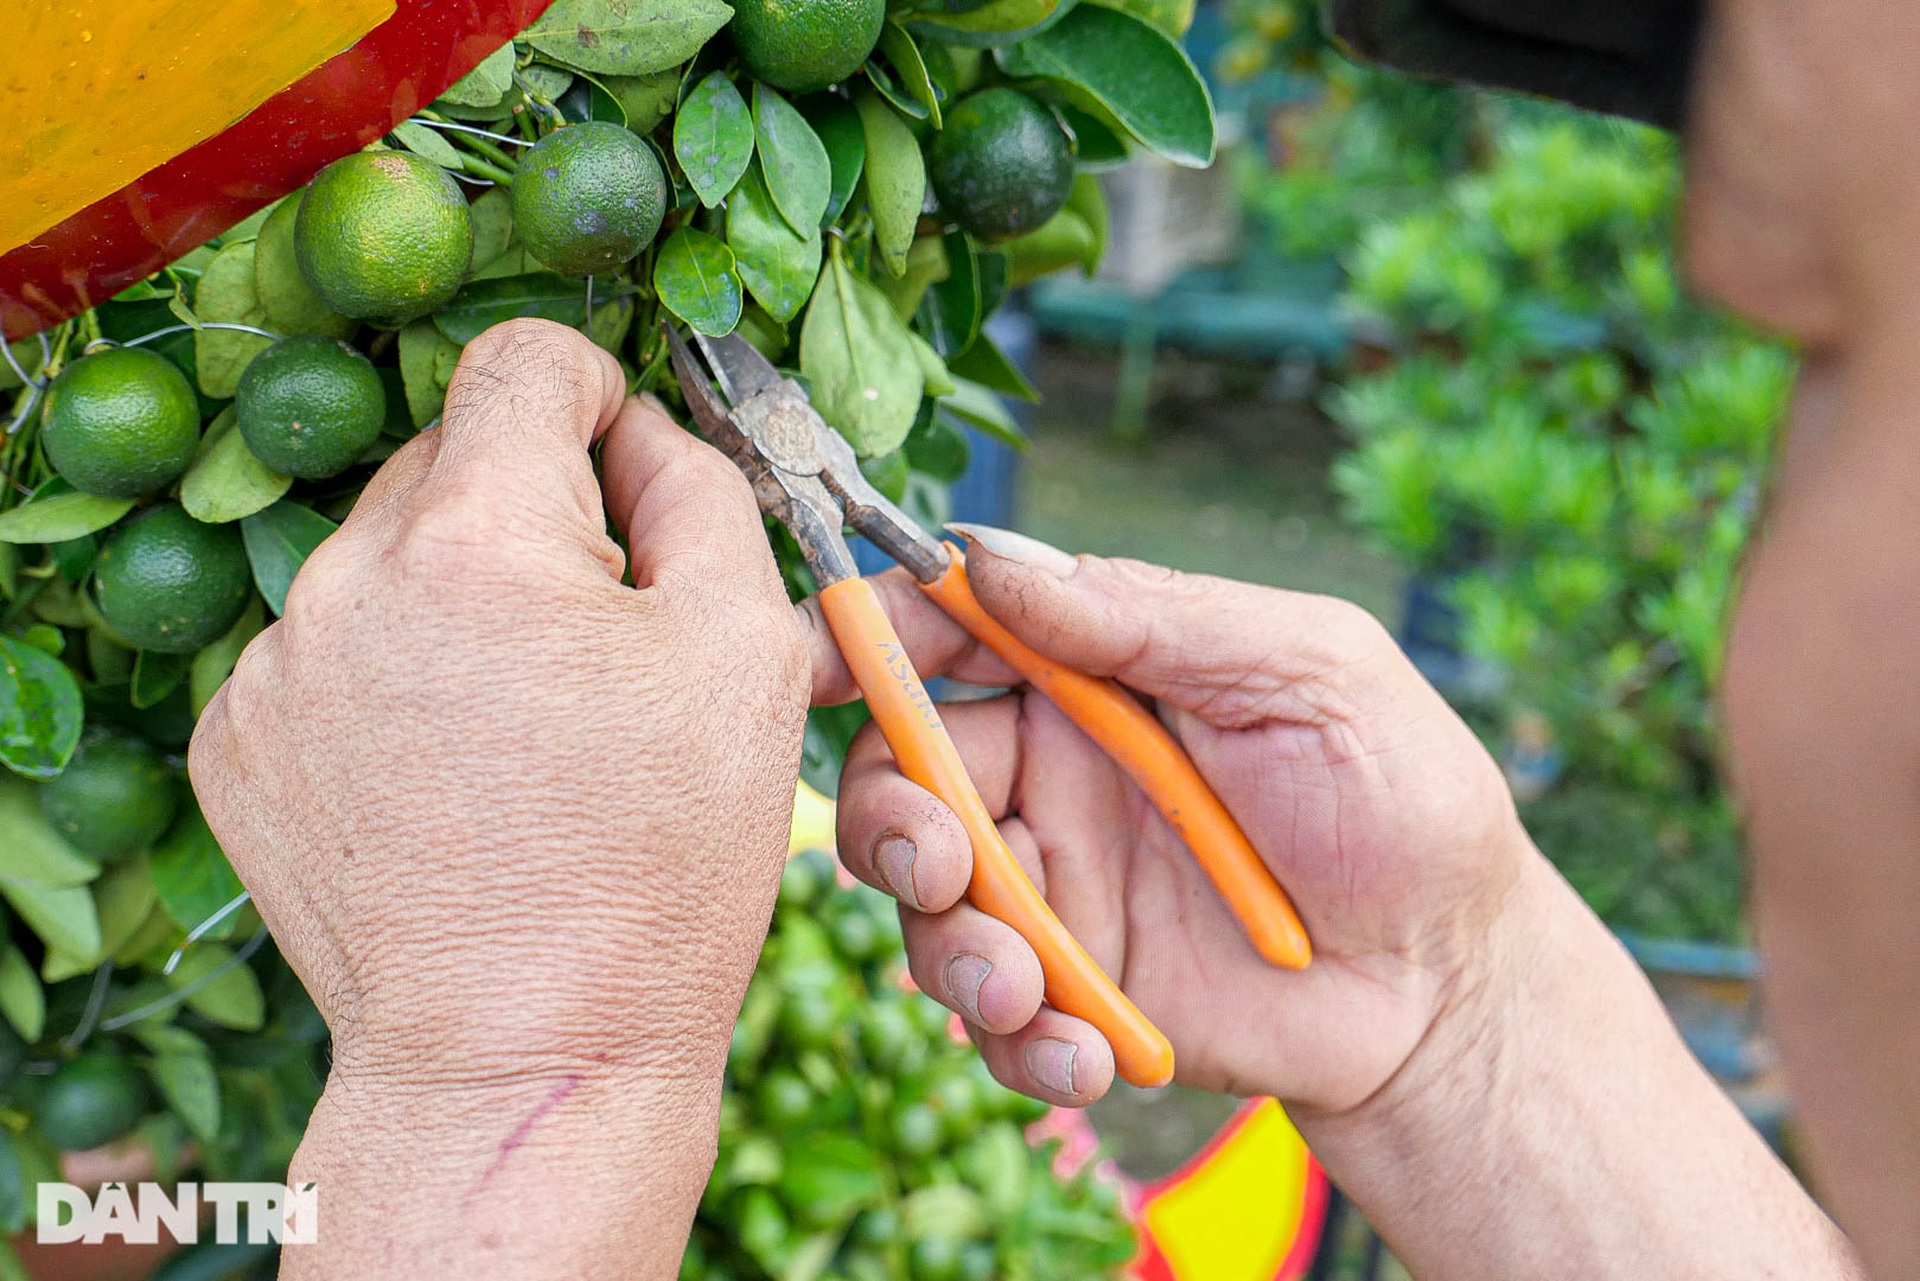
{"left": 236, "top": 335, "right": 386, "bottom": 479}
{"left": 40, "top": 347, "right": 201, "bottom": 499}
{"left": 294, "top": 151, "right": 474, "bottom": 327}
{"left": 94, "top": 504, "right": 253, "bottom": 655}
{"left": 512, "top": 122, "right": 668, "bottom": 277}
{"left": 37, "top": 1054, "right": 147, "bottom": 1151}
{"left": 38, "top": 732, "right": 177, "bottom": 862}
{"left": 928, "top": 88, "right": 1076, "bottom": 243}
{"left": 730, "top": 0, "right": 886, "bottom": 94}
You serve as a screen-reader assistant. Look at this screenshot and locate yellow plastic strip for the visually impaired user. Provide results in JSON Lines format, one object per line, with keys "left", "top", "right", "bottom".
{"left": 2, "top": 0, "right": 395, "bottom": 254}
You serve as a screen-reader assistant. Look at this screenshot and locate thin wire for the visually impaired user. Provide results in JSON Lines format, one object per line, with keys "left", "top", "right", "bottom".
{"left": 1, "top": 330, "right": 50, "bottom": 389}
{"left": 162, "top": 890, "right": 254, "bottom": 976}
{"left": 408, "top": 118, "right": 534, "bottom": 148}
{"left": 62, "top": 962, "right": 115, "bottom": 1050}
{"left": 122, "top": 321, "right": 281, "bottom": 347}
{"left": 99, "top": 929, "right": 270, "bottom": 1032}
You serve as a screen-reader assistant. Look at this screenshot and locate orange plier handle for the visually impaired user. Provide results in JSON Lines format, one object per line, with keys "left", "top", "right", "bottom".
{"left": 819, "top": 577, "right": 1177, "bottom": 1088}
{"left": 922, "top": 547, "right": 1312, "bottom": 971}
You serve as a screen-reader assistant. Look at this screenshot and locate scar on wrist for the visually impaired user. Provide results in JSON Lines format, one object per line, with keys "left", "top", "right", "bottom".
{"left": 469, "top": 1073, "right": 587, "bottom": 1198}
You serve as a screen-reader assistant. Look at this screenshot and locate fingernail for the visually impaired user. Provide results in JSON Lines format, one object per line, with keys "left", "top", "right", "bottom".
{"left": 875, "top": 835, "right": 921, "bottom": 911}
{"left": 946, "top": 523, "right": 1077, "bottom": 578}
{"left": 1025, "top": 1037, "right": 1078, "bottom": 1096}
{"left": 943, "top": 953, "right": 992, "bottom": 1025}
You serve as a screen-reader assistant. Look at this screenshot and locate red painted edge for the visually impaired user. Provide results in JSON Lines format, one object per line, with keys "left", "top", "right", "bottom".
{"left": 0, "top": 0, "right": 555, "bottom": 339}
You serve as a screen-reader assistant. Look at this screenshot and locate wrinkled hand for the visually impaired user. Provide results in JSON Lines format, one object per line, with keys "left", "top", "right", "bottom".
{"left": 809, "top": 529, "right": 1534, "bottom": 1115}
{"left": 188, "top": 320, "right": 808, "bottom": 1273}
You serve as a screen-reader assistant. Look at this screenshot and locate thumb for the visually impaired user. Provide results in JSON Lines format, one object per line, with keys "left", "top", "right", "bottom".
{"left": 949, "top": 524, "right": 1407, "bottom": 730}
{"left": 422, "top": 318, "right": 627, "bottom": 534}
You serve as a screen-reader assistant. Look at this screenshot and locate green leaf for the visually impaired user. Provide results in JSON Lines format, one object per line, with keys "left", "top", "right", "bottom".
{"left": 131, "top": 650, "right": 190, "bottom": 711}
{"left": 180, "top": 407, "right": 292, "bottom": 525}
{"left": 165, "top": 944, "right": 265, "bottom": 1032}
{"left": 0, "top": 777, "right": 98, "bottom": 887}
{"left": 192, "top": 241, "right": 276, "bottom": 397}
{"left": 0, "top": 491, "right": 135, "bottom": 544}
{"left": 437, "top": 40, "right": 516, "bottom": 108}
{"left": 522, "top": 0, "right": 734, "bottom": 76}
{"left": 920, "top": 230, "right": 980, "bottom": 356}
{"left": 468, "top": 188, "right": 516, "bottom": 275}
{"left": 900, "top": 1183, "right": 986, "bottom": 1240}
{"left": 864, "top": 59, "right": 931, "bottom": 122}
{"left": 433, "top": 272, "right": 620, "bottom": 343}
{"left": 997, "top": 5, "right": 1215, "bottom": 166}
{"left": 676, "top": 72, "right": 755, "bottom": 208}
{"left": 149, "top": 803, "right": 244, "bottom": 938}
{"left": 0, "top": 947, "right": 42, "bottom": 1042}
{"left": 802, "top": 97, "right": 867, "bottom": 225}
{"left": 190, "top": 597, "right": 265, "bottom": 718}
{"left": 95, "top": 854, "right": 159, "bottom": 959}
{"left": 877, "top": 234, "right": 951, "bottom": 322}
{"left": 877, "top": 23, "right": 943, "bottom": 128}
{"left": 137, "top": 1024, "right": 222, "bottom": 1141}
{"left": 253, "top": 195, "right": 356, "bottom": 339}
{"left": 948, "top": 331, "right": 1039, "bottom": 400}
{"left": 728, "top": 169, "right": 822, "bottom": 326}
{"left": 940, "top": 378, "right": 1026, "bottom": 448}
{"left": 800, "top": 251, "right": 925, "bottom": 456}
{"left": 854, "top": 94, "right": 926, "bottom": 278}
{"left": 390, "top": 120, "right": 464, "bottom": 170}
{"left": 654, "top": 228, "right": 744, "bottom": 336}
{"left": 0, "top": 879, "right": 100, "bottom": 967}
{"left": 1057, "top": 102, "right": 1130, "bottom": 168}
{"left": 399, "top": 320, "right": 462, "bottom": 427}
{"left": 0, "top": 1131, "right": 26, "bottom": 1236}
{"left": 241, "top": 502, "right": 339, "bottom": 616}
{"left": 1003, "top": 208, "right": 1098, "bottom": 285}
{"left": 602, "top": 68, "right": 684, "bottom": 134}
{"left": 753, "top": 83, "right": 833, "bottom": 236}
{"left": 778, "top": 1133, "right": 883, "bottom": 1226}
{"left": 0, "top": 635, "right": 84, "bottom": 781}
{"left": 910, "top": 333, "right": 956, "bottom": 397}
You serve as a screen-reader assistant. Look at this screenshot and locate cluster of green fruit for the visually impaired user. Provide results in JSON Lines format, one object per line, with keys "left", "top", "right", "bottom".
{"left": 0, "top": 0, "right": 1213, "bottom": 1267}
{"left": 686, "top": 850, "right": 1136, "bottom": 1281}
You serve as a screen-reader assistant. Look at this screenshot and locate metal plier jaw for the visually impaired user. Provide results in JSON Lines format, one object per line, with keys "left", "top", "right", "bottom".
{"left": 666, "top": 327, "right": 951, "bottom": 589}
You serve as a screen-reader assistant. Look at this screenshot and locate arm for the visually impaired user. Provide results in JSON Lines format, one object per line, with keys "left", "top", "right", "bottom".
{"left": 189, "top": 320, "right": 810, "bottom": 1278}
{"left": 810, "top": 532, "right": 1859, "bottom": 1279}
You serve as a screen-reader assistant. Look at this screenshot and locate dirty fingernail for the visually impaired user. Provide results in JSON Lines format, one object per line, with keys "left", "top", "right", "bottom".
{"left": 876, "top": 835, "right": 921, "bottom": 910}
{"left": 944, "top": 953, "right": 992, "bottom": 1025}
{"left": 946, "top": 523, "right": 1077, "bottom": 578}
{"left": 1025, "top": 1037, "right": 1078, "bottom": 1096}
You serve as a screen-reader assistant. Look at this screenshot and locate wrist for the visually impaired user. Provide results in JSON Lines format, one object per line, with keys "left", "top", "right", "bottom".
{"left": 285, "top": 1049, "right": 722, "bottom": 1279}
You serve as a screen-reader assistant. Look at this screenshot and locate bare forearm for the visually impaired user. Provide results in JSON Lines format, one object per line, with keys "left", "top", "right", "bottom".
{"left": 1299, "top": 857, "right": 1859, "bottom": 1280}
{"left": 282, "top": 1065, "right": 719, "bottom": 1279}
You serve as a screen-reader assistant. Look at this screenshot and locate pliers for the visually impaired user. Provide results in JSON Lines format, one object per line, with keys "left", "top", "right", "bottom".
{"left": 667, "top": 328, "right": 1312, "bottom": 1088}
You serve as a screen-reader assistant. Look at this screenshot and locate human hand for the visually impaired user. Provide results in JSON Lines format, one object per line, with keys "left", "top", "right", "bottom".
{"left": 808, "top": 527, "right": 1536, "bottom": 1115}
{"left": 188, "top": 320, "right": 808, "bottom": 1276}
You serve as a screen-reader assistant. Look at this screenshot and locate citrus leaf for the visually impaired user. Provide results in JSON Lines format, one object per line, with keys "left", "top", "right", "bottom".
{"left": 910, "top": 333, "right": 957, "bottom": 397}
{"left": 399, "top": 321, "right": 461, "bottom": 427}
{"left": 778, "top": 1132, "right": 883, "bottom": 1225}
{"left": 801, "top": 97, "right": 867, "bottom": 225}
{"left": 800, "top": 252, "right": 925, "bottom": 456}
{"left": 0, "top": 1132, "right": 23, "bottom": 1237}
{"left": 131, "top": 649, "right": 190, "bottom": 711}
{"left": 0, "top": 879, "right": 100, "bottom": 967}
{"left": 908, "top": 0, "right": 1068, "bottom": 45}
{"left": 136, "top": 1024, "right": 222, "bottom": 1141}
{"left": 149, "top": 803, "right": 244, "bottom": 938}
{"left": 437, "top": 40, "right": 516, "bottom": 108}
{"left": 877, "top": 23, "right": 943, "bottom": 128}
{"left": 1057, "top": 102, "right": 1130, "bottom": 168}
{"left": 469, "top": 188, "right": 516, "bottom": 274}
{"left": 191, "top": 241, "right": 276, "bottom": 398}
{"left": 95, "top": 853, "right": 158, "bottom": 959}
{"left": 190, "top": 597, "right": 265, "bottom": 718}
{"left": 1003, "top": 208, "right": 1098, "bottom": 286}
{"left": 389, "top": 120, "right": 464, "bottom": 170}
{"left": 432, "top": 272, "right": 620, "bottom": 343}
{"left": 1086, "top": 0, "right": 1195, "bottom": 36}
{"left": 165, "top": 944, "right": 265, "bottom": 1032}
{"left": 752, "top": 83, "right": 832, "bottom": 236}
{"left": 0, "top": 492, "right": 135, "bottom": 544}
{"left": 919, "top": 230, "right": 980, "bottom": 357}
{"left": 0, "top": 776, "right": 99, "bottom": 887}
{"left": 727, "top": 169, "right": 822, "bottom": 326}
{"left": 0, "top": 638, "right": 83, "bottom": 782}
{"left": 854, "top": 93, "right": 926, "bottom": 278}
{"left": 864, "top": 58, "right": 930, "bottom": 122}
{"left": 601, "top": 68, "right": 684, "bottom": 135}
{"left": 995, "top": 5, "right": 1215, "bottom": 167}
{"left": 676, "top": 72, "right": 755, "bottom": 209}
{"left": 253, "top": 195, "right": 356, "bottom": 340}
{"left": 940, "top": 378, "right": 1026, "bottom": 448}
{"left": 947, "top": 330, "right": 1040, "bottom": 401}
{"left": 240, "top": 502, "right": 339, "bottom": 616}
{"left": 522, "top": 0, "right": 734, "bottom": 77}
{"left": 0, "top": 947, "right": 42, "bottom": 1042}
{"left": 180, "top": 407, "right": 292, "bottom": 525}
{"left": 654, "top": 228, "right": 744, "bottom": 336}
